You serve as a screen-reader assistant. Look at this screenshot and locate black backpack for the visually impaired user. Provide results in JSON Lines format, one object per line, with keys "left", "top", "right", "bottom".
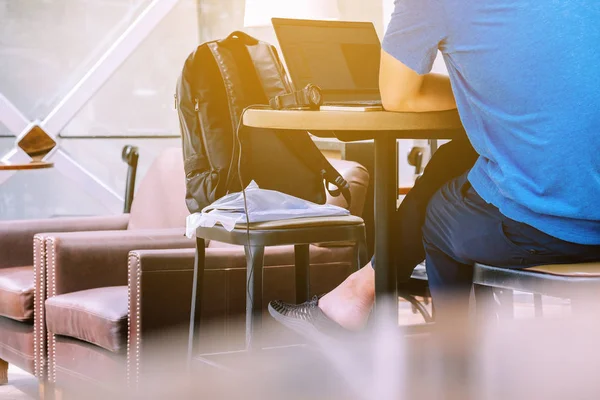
{"left": 175, "top": 31, "right": 351, "bottom": 214}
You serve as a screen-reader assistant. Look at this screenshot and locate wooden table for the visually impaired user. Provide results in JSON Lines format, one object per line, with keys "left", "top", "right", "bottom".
{"left": 243, "top": 109, "right": 465, "bottom": 318}
{"left": 0, "top": 161, "right": 54, "bottom": 171}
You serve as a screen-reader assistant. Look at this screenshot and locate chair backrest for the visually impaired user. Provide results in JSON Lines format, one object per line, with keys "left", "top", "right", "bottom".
{"left": 127, "top": 148, "right": 189, "bottom": 230}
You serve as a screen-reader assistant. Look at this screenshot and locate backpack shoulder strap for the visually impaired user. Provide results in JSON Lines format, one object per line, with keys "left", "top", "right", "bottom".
{"left": 213, "top": 32, "right": 352, "bottom": 207}
{"left": 236, "top": 35, "right": 353, "bottom": 207}
{"left": 277, "top": 132, "right": 352, "bottom": 207}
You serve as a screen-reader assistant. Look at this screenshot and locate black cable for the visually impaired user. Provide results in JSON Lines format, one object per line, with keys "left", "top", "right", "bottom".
{"left": 234, "top": 105, "right": 272, "bottom": 306}
{"left": 399, "top": 293, "right": 434, "bottom": 323}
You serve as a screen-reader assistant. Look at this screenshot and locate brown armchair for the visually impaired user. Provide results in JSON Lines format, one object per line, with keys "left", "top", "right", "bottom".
{"left": 0, "top": 215, "right": 130, "bottom": 380}
{"left": 44, "top": 157, "right": 370, "bottom": 397}
{"left": 0, "top": 147, "right": 190, "bottom": 393}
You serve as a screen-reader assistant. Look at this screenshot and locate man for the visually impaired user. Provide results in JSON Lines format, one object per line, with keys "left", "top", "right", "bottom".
{"left": 269, "top": 0, "right": 600, "bottom": 332}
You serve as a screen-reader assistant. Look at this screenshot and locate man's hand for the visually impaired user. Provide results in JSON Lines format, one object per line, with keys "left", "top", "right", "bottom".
{"left": 379, "top": 49, "right": 457, "bottom": 112}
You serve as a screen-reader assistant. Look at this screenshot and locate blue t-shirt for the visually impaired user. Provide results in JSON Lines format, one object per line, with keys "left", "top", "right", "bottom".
{"left": 383, "top": 0, "right": 600, "bottom": 245}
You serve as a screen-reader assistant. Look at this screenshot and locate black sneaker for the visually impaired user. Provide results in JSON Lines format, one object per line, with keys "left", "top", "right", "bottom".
{"left": 268, "top": 296, "right": 352, "bottom": 342}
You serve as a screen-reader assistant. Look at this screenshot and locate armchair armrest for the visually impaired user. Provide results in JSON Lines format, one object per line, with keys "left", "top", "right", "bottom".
{"left": 46, "top": 228, "right": 193, "bottom": 297}
{"left": 0, "top": 214, "right": 130, "bottom": 269}
{"left": 326, "top": 158, "right": 370, "bottom": 217}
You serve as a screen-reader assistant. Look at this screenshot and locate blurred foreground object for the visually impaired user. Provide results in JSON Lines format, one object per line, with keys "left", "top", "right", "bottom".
{"left": 55, "top": 295, "right": 600, "bottom": 400}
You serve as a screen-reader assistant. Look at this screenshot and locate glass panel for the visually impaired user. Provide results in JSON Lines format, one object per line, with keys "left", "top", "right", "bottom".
{"left": 0, "top": 0, "right": 151, "bottom": 120}
{"left": 0, "top": 121, "right": 12, "bottom": 140}
{"left": 1, "top": 0, "right": 193, "bottom": 220}
{"left": 198, "top": 0, "right": 245, "bottom": 41}
{"left": 0, "top": 136, "right": 15, "bottom": 155}
{"left": 0, "top": 137, "right": 180, "bottom": 220}
{"left": 0, "top": 168, "right": 109, "bottom": 220}
{"left": 240, "top": 0, "right": 385, "bottom": 45}
{"left": 339, "top": 0, "right": 384, "bottom": 37}
{"left": 0, "top": 0, "right": 392, "bottom": 220}
{"left": 59, "top": 137, "right": 181, "bottom": 194}
{"left": 61, "top": 0, "right": 199, "bottom": 137}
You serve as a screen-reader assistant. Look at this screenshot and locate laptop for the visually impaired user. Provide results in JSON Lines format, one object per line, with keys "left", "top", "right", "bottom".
{"left": 271, "top": 18, "right": 383, "bottom": 111}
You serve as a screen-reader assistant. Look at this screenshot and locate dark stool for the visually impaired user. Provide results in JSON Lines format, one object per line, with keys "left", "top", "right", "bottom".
{"left": 401, "top": 264, "right": 434, "bottom": 323}
{"left": 473, "top": 262, "right": 600, "bottom": 319}
{"left": 187, "top": 215, "right": 367, "bottom": 359}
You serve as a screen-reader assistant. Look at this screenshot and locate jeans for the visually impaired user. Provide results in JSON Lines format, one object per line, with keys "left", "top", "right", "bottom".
{"left": 372, "top": 138, "right": 600, "bottom": 312}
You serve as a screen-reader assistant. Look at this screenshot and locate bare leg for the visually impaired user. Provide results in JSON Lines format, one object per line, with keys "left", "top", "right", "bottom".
{"left": 271, "top": 139, "right": 479, "bottom": 332}
{"left": 318, "top": 263, "right": 375, "bottom": 331}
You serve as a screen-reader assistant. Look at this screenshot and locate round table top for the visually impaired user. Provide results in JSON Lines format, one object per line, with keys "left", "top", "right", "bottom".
{"left": 242, "top": 108, "right": 463, "bottom": 132}
{"left": 0, "top": 161, "right": 54, "bottom": 171}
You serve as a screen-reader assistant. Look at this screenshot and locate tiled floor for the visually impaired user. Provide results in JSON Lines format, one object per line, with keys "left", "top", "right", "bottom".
{"left": 0, "top": 294, "right": 571, "bottom": 399}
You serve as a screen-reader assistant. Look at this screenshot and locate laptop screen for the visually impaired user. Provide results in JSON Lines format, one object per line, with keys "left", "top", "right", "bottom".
{"left": 272, "top": 18, "right": 381, "bottom": 103}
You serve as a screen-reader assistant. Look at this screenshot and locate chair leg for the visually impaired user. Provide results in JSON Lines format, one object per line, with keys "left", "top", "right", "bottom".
{"left": 533, "top": 294, "right": 544, "bottom": 318}
{"left": 245, "top": 245, "right": 265, "bottom": 350}
{"left": 0, "top": 358, "right": 7, "bottom": 385}
{"left": 294, "top": 244, "right": 310, "bottom": 303}
{"left": 188, "top": 237, "right": 205, "bottom": 364}
{"left": 473, "top": 284, "right": 496, "bottom": 323}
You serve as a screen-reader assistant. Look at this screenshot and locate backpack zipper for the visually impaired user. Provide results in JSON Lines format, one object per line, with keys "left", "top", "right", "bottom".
{"left": 194, "top": 98, "right": 200, "bottom": 112}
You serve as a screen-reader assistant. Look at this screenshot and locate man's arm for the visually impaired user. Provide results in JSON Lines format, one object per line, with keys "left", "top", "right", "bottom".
{"left": 379, "top": 49, "right": 456, "bottom": 113}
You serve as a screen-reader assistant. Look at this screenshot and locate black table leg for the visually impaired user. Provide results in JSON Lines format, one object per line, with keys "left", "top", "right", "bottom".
{"left": 374, "top": 133, "right": 398, "bottom": 317}
{"left": 188, "top": 237, "right": 205, "bottom": 366}
{"left": 245, "top": 245, "right": 265, "bottom": 350}
{"left": 295, "top": 244, "right": 310, "bottom": 303}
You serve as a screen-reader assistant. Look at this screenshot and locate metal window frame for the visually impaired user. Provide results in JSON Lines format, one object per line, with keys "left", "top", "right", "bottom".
{"left": 0, "top": 0, "right": 181, "bottom": 212}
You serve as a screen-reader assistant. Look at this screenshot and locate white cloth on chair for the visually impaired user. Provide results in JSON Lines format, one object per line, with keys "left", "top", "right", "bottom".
{"left": 185, "top": 181, "right": 349, "bottom": 237}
